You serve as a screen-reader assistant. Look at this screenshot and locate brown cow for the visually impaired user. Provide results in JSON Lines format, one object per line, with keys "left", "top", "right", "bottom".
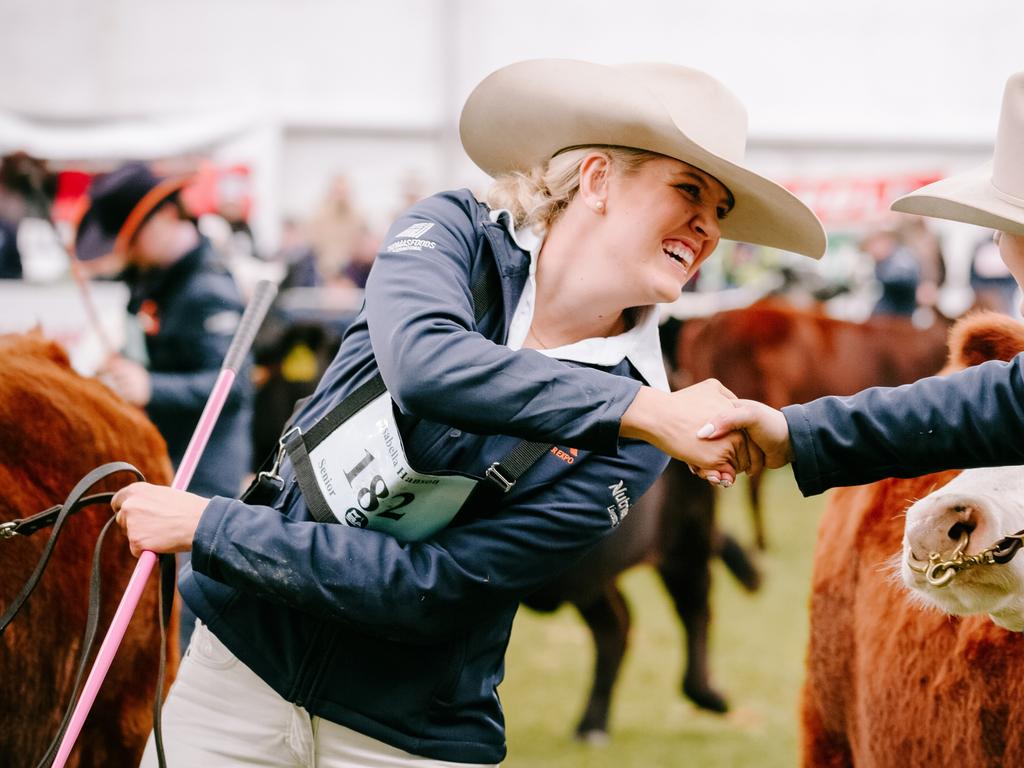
{"left": 0, "top": 333, "right": 177, "bottom": 767}
{"left": 677, "top": 299, "right": 950, "bottom": 548}
{"left": 523, "top": 459, "right": 760, "bottom": 741}
{"left": 802, "top": 312, "right": 1024, "bottom": 767}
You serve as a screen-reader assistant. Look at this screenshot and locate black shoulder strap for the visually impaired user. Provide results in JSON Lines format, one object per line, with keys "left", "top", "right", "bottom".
{"left": 469, "top": 256, "right": 551, "bottom": 489}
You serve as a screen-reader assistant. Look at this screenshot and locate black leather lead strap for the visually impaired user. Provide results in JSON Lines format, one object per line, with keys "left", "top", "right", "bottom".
{"left": 36, "top": 515, "right": 119, "bottom": 767}
{"left": 1, "top": 493, "right": 116, "bottom": 539}
{"left": 2, "top": 462, "right": 173, "bottom": 768}
{"left": 34, "top": 527, "right": 172, "bottom": 768}
{"left": 1, "top": 462, "right": 143, "bottom": 635}
{"left": 151, "top": 553, "right": 176, "bottom": 768}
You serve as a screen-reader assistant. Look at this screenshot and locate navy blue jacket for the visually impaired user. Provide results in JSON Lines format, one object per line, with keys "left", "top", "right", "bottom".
{"left": 783, "top": 353, "right": 1024, "bottom": 496}
{"left": 179, "top": 190, "right": 668, "bottom": 763}
{"left": 128, "top": 239, "right": 252, "bottom": 498}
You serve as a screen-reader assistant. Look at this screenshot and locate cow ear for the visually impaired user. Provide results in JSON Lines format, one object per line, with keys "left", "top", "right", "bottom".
{"left": 0, "top": 331, "right": 72, "bottom": 369}
{"left": 947, "top": 311, "right": 1024, "bottom": 370}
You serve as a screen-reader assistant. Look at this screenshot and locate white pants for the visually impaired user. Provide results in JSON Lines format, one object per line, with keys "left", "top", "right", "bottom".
{"left": 140, "top": 622, "right": 497, "bottom": 768}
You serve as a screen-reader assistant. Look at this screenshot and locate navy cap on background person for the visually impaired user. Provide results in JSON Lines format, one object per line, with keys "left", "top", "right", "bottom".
{"left": 74, "top": 162, "right": 190, "bottom": 265}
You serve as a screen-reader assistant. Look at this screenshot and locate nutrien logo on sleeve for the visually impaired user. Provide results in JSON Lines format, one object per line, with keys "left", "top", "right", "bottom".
{"left": 606, "top": 480, "right": 631, "bottom": 525}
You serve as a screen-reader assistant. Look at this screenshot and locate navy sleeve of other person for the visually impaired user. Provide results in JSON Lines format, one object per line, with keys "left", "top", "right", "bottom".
{"left": 783, "top": 352, "right": 1024, "bottom": 496}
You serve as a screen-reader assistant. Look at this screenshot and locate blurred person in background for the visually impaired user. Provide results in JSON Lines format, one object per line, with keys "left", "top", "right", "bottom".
{"left": 900, "top": 215, "right": 946, "bottom": 312}
{"left": 274, "top": 216, "right": 322, "bottom": 290}
{"left": 0, "top": 152, "right": 57, "bottom": 279}
{"left": 336, "top": 223, "right": 379, "bottom": 290}
{"left": 308, "top": 173, "right": 367, "bottom": 281}
{"left": 75, "top": 161, "right": 253, "bottom": 653}
{"left": 111, "top": 59, "right": 825, "bottom": 767}
{"left": 970, "top": 230, "right": 1020, "bottom": 314}
{"left": 0, "top": 211, "right": 19, "bottom": 278}
{"left": 860, "top": 218, "right": 921, "bottom": 317}
{"left": 392, "top": 169, "right": 428, "bottom": 219}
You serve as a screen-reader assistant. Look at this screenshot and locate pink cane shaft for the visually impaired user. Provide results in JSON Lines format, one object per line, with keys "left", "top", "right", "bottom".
{"left": 52, "top": 370, "right": 236, "bottom": 767}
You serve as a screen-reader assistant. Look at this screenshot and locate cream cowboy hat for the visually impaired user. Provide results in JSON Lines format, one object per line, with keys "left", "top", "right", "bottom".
{"left": 459, "top": 59, "right": 826, "bottom": 258}
{"left": 891, "top": 72, "right": 1024, "bottom": 235}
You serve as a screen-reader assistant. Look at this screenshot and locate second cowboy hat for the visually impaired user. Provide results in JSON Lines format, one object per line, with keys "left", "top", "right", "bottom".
{"left": 459, "top": 59, "right": 826, "bottom": 259}
{"left": 891, "top": 72, "right": 1024, "bottom": 235}
{"left": 74, "top": 162, "right": 191, "bottom": 262}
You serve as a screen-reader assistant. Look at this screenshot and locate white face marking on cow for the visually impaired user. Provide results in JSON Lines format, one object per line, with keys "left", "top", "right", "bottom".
{"left": 901, "top": 466, "right": 1024, "bottom": 631}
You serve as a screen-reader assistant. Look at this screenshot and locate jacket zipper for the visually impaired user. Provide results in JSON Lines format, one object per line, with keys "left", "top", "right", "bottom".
{"left": 290, "top": 621, "right": 325, "bottom": 706}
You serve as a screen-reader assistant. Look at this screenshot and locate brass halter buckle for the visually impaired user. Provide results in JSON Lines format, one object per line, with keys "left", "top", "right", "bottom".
{"left": 907, "top": 530, "right": 1003, "bottom": 588}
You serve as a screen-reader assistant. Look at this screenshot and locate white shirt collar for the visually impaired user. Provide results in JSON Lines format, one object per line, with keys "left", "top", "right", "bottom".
{"left": 490, "top": 208, "right": 670, "bottom": 392}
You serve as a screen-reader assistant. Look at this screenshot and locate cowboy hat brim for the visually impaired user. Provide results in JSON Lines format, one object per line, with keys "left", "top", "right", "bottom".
{"left": 460, "top": 59, "right": 826, "bottom": 259}
{"left": 891, "top": 162, "right": 1024, "bottom": 236}
{"left": 73, "top": 176, "right": 189, "bottom": 262}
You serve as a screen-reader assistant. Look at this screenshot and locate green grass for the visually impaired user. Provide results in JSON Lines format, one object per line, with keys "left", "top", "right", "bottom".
{"left": 501, "top": 471, "right": 828, "bottom": 767}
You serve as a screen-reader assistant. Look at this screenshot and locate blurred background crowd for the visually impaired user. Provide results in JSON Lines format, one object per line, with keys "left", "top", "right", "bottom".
{"left": 3, "top": 1, "right": 1023, "bottom": 378}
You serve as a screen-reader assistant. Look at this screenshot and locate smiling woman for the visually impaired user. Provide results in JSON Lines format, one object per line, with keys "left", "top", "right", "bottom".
{"left": 110, "top": 58, "right": 824, "bottom": 768}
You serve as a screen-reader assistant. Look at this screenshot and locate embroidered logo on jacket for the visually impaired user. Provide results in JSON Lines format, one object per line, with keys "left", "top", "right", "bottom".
{"left": 549, "top": 446, "right": 578, "bottom": 465}
{"left": 386, "top": 238, "right": 437, "bottom": 253}
{"left": 606, "top": 480, "right": 631, "bottom": 525}
{"left": 395, "top": 222, "right": 435, "bottom": 238}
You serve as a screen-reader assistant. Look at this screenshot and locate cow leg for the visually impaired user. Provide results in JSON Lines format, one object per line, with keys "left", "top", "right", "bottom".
{"left": 748, "top": 472, "right": 767, "bottom": 550}
{"left": 658, "top": 556, "right": 729, "bottom": 713}
{"left": 658, "top": 463, "right": 729, "bottom": 713}
{"left": 715, "top": 530, "right": 761, "bottom": 592}
{"left": 573, "top": 583, "right": 630, "bottom": 743}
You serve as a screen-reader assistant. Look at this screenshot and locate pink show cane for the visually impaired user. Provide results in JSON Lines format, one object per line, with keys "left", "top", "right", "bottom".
{"left": 51, "top": 279, "right": 278, "bottom": 768}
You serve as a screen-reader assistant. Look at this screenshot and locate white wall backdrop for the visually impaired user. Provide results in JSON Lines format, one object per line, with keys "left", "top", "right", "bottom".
{"left": 1, "top": 0, "right": 1022, "bottom": 248}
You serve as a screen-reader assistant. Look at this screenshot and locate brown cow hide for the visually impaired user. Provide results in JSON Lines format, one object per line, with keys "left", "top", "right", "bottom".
{"left": 0, "top": 333, "right": 177, "bottom": 768}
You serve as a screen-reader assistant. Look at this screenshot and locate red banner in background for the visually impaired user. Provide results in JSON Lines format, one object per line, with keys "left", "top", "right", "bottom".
{"left": 782, "top": 172, "right": 945, "bottom": 228}
{"left": 50, "top": 161, "right": 252, "bottom": 226}
{"left": 181, "top": 161, "right": 252, "bottom": 221}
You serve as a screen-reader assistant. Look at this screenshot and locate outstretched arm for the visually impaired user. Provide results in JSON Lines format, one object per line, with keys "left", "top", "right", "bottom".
{"left": 698, "top": 353, "right": 1024, "bottom": 496}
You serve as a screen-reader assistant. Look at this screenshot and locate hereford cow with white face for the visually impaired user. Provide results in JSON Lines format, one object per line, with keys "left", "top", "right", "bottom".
{"left": 802, "top": 312, "right": 1024, "bottom": 768}
{"left": 903, "top": 466, "right": 1024, "bottom": 631}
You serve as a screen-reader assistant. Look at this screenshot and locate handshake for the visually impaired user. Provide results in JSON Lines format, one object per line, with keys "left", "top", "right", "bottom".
{"left": 620, "top": 378, "right": 793, "bottom": 487}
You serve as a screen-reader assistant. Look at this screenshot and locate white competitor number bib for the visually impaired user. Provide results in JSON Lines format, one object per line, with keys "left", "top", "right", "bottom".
{"left": 305, "top": 393, "right": 477, "bottom": 542}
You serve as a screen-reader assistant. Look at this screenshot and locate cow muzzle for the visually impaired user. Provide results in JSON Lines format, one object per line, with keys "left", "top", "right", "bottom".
{"left": 905, "top": 495, "right": 992, "bottom": 587}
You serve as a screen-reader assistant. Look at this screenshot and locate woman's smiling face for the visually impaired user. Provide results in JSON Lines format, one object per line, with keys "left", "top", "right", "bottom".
{"left": 601, "top": 155, "right": 733, "bottom": 305}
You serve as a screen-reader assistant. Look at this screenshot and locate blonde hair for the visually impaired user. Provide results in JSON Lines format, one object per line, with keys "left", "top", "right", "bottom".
{"left": 485, "top": 146, "right": 660, "bottom": 233}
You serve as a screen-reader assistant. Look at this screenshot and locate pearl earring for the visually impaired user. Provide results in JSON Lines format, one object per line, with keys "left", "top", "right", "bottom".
{"left": 595, "top": 201, "right": 605, "bottom": 212}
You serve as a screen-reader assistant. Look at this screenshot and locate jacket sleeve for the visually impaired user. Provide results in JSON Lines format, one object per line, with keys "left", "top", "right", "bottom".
{"left": 782, "top": 352, "right": 1024, "bottom": 496}
{"left": 147, "top": 282, "right": 249, "bottom": 414}
{"left": 364, "top": 192, "right": 640, "bottom": 454}
{"left": 190, "top": 446, "right": 665, "bottom": 644}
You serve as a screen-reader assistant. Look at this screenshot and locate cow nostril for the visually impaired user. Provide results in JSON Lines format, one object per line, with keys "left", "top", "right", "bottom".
{"left": 948, "top": 520, "right": 976, "bottom": 542}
